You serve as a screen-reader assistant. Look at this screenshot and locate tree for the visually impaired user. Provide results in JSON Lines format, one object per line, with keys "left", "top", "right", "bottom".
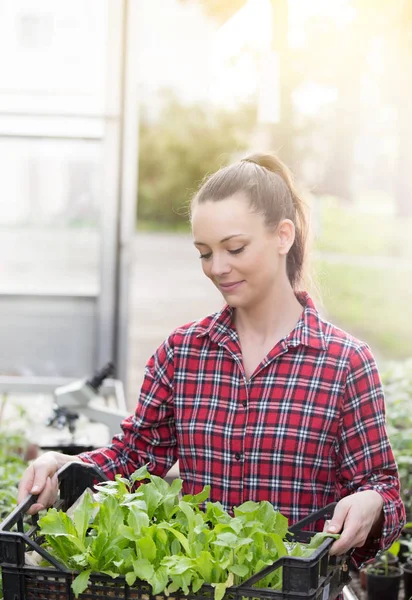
{"left": 137, "top": 92, "right": 256, "bottom": 226}
{"left": 184, "top": 1, "right": 294, "bottom": 162}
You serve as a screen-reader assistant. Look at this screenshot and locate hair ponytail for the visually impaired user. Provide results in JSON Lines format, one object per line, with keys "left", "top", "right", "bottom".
{"left": 244, "top": 154, "right": 309, "bottom": 289}
{"left": 191, "top": 152, "right": 310, "bottom": 290}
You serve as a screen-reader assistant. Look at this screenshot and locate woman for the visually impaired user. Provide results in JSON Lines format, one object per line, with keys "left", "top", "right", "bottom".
{"left": 18, "top": 153, "right": 405, "bottom": 566}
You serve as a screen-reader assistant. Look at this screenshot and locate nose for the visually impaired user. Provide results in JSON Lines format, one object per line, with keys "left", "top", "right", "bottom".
{"left": 209, "top": 253, "right": 231, "bottom": 277}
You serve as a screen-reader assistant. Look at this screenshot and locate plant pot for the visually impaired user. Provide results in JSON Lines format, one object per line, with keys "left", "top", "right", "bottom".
{"left": 399, "top": 523, "right": 412, "bottom": 563}
{"left": 358, "top": 553, "right": 399, "bottom": 590}
{"left": 360, "top": 567, "right": 367, "bottom": 590}
{"left": 403, "top": 558, "right": 412, "bottom": 600}
{"left": 360, "top": 559, "right": 377, "bottom": 590}
{"left": 366, "top": 565, "right": 402, "bottom": 600}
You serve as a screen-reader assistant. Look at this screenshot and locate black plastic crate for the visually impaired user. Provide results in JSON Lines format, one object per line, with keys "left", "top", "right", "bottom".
{"left": 0, "top": 463, "right": 350, "bottom": 600}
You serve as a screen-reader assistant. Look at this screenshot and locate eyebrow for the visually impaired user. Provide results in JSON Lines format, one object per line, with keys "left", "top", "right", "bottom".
{"left": 193, "top": 234, "right": 246, "bottom": 247}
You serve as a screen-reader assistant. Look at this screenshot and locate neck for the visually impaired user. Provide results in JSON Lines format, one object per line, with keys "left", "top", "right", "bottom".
{"left": 234, "top": 280, "right": 304, "bottom": 342}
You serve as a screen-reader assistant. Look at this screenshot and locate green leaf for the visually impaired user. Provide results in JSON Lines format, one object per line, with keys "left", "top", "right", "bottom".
{"left": 128, "top": 506, "right": 150, "bottom": 530}
{"left": 191, "top": 575, "right": 205, "bottom": 593}
{"left": 126, "top": 571, "right": 137, "bottom": 586}
{"left": 234, "top": 500, "right": 260, "bottom": 515}
{"left": 118, "top": 524, "right": 139, "bottom": 542}
{"left": 73, "top": 491, "right": 96, "bottom": 542}
{"left": 212, "top": 572, "right": 234, "bottom": 600}
{"left": 88, "top": 531, "right": 109, "bottom": 563}
{"left": 71, "top": 553, "right": 89, "bottom": 568}
{"left": 39, "top": 509, "right": 87, "bottom": 556}
{"left": 273, "top": 511, "right": 289, "bottom": 539}
{"left": 178, "top": 500, "right": 197, "bottom": 536}
{"left": 120, "top": 497, "right": 147, "bottom": 511}
{"left": 164, "top": 556, "right": 194, "bottom": 575}
{"left": 136, "top": 536, "right": 157, "bottom": 562}
{"left": 39, "top": 508, "right": 78, "bottom": 536}
{"left": 72, "top": 570, "right": 91, "bottom": 598}
{"left": 157, "top": 523, "right": 191, "bottom": 555}
{"left": 151, "top": 566, "right": 169, "bottom": 594}
{"left": 182, "top": 485, "right": 211, "bottom": 505}
{"left": 133, "top": 558, "right": 155, "bottom": 581}
{"left": 229, "top": 564, "right": 249, "bottom": 577}
{"left": 306, "top": 532, "right": 340, "bottom": 549}
{"left": 192, "top": 551, "right": 214, "bottom": 581}
{"left": 130, "top": 464, "right": 151, "bottom": 483}
{"left": 140, "top": 484, "right": 163, "bottom": 518}
{"left": 205, "top": 501, "right": 232, "bottom": 525}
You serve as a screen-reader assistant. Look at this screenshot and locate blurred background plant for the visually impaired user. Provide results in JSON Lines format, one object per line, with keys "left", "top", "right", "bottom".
{"left": 382, "top": 360, "right": 412, "bottom": 517}
{"left": 0, "top": 423, "right": 28, "bottom": 600}
{"left": 137, "top": 92, "right": 256, "bottom": 228}
{"left": 0, "top": 395, "right": 29, "bottom": 521}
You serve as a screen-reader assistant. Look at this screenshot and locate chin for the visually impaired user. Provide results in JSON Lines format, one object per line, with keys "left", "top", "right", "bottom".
{"left": 224, "top": 296, "right": 248, "bottom": 309}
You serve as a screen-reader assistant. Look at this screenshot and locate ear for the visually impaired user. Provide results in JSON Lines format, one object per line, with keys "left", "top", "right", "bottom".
{"left": 277, "top": 219, "right": 295, "bottom": 255}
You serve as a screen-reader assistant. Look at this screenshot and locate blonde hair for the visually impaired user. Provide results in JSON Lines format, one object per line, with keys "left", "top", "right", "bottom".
{"left": 191, "top": 153, "right": 309, "bottom": 290}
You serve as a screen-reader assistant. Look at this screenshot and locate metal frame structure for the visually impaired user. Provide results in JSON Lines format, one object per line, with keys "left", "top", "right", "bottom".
{"left": 0, "top": 1, "right": 139, "bottom": 396}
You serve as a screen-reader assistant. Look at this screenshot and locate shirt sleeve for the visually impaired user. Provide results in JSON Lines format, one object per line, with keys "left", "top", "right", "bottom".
{"left": 335, "top": 343, "right": 405, "bottom": 566}
{"left": 78, "top": 335, "right": 177, "bottom": 480}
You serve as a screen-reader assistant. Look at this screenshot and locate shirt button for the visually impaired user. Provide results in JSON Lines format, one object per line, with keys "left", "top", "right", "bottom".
{"left": 235, "top": 453, "right": 241, "bottom": 461}
{"left": 242, "top": 401, "right": 247, "bottom": 407}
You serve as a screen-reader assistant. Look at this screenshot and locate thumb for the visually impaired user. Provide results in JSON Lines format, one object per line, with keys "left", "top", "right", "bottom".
{"left": 324, "top": 502, "right": 348, "bottom": 534}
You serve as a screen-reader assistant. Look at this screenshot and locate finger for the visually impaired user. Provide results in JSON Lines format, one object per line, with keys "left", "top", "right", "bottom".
{"left": 329, "top": 524, "right": 366, "bottom": 556}
{"left": 27, "top": 502, "right": 45, "bottom": 516}
{"left": 329, "top": 528, "right": 356, "bottom": 556}
{"left": 323, "top": 519, "right": 331, "bottom": 532}
{"left": 51, "top": 472, "right": 59, "bottom": 490}
{"left": 30, "top": 464, "right": 54, "bottom": 495}
{"left": 326, "top": 501, "right": 349, "bottom": 535}
{"left": 36, "top": 476, "right": 57, "bottom": 510}
{"left": 27, "top": 476, "right": 56, "bottom": 515}
{"left": 17, "top": 465, "right": 36, "bottom": 504}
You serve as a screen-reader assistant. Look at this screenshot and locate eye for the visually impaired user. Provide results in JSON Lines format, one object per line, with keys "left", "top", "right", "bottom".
{"left": 229, "top": 247, "right": 244, "bottom": 255}
{"left": 199, "top": 252, "right": 212, "bottom": 260}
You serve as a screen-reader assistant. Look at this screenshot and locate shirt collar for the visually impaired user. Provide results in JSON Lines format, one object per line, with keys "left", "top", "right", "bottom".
{"left": 288, "top": 291, "right": 327, "bottom": 351}
{"left": 197, "top": 291, "right": 327, "bottom": 352}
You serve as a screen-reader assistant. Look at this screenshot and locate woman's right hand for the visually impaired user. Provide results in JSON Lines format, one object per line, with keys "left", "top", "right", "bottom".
{"left": 17, "top": 451, "right": 83, "bottom": 515}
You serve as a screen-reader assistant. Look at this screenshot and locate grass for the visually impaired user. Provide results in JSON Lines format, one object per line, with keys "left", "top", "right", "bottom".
{"left": 137, "top": 218, "right": 191, "bottom": 234}
{"left": 311, "top": 193, "right": 412, "bottom": 361}
{"left": 312, "top": 194, "right": 412, "bottom": 259}
{"left": 314, "top": 259, "right": 412, "bottom": 361}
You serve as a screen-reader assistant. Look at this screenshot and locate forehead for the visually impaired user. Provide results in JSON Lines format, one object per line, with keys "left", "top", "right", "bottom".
{"left": 192, "top": 193, "right": 264, "bottom": 241}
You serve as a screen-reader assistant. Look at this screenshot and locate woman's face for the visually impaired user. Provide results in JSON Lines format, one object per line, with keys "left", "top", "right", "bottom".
{"left": 191, "top": 192, "right": 293, "bottom": 309}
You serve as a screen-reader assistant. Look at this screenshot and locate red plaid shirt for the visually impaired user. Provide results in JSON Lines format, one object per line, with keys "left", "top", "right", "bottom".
{"left": 81, "top": 292, "right": 405, "bottom": 564}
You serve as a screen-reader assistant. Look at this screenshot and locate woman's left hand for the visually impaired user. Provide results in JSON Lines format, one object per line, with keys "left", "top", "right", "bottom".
{"left": 324, "top": 490, "right": 384, "bottom": 555}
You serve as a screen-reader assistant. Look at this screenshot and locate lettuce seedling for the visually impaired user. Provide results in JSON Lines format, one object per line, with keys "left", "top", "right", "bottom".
{"left": 38, "top": 466, "right": 339, "bottom": 599}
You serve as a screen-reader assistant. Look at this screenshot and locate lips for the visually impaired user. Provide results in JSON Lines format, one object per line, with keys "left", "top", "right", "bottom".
{"left": 219, "top": 281, "right": 243, "bottom": 292}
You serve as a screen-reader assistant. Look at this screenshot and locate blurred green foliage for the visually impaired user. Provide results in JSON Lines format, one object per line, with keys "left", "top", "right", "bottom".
{"left": 0, "top": 428, "right": 27, "bottom": 521}
{"left": 314, "top": 258, "right": 412, "bottom": 360}
{"left": 137, "top": 93, "right": 256, "bottom": 227}
{"left": 313, "top": 195, "right": 412, "bottom": 258}
{"left": 382, "top": 360, "right": 412, "bottom": 517}
{"left": 0, "top": 423, "right": 28, "bottom": 600}
{"left": 312, "top": 194, "right": 412, "bottom": 361}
